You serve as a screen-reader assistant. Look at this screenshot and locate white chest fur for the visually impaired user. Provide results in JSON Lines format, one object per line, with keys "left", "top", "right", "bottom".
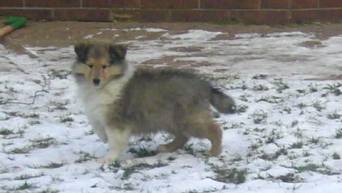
{"left": 79, "top": 80, "right": 124, "bottom": 113}
{"left": 76, "top": 65, "right": 134, "bottom": 125}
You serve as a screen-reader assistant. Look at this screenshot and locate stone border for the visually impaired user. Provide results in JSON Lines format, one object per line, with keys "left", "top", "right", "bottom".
{"left": 1, "top": 0, "right": 342, "bottom": 24}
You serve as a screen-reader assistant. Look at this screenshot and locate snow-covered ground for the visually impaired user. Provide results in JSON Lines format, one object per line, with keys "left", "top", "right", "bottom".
{"left": 0, "top": 29, "right": 341, "bottom": 193}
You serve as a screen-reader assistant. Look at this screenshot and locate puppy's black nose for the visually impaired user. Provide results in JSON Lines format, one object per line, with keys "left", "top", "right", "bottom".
{"left": 93, "top": 78, "right": 100, "bottom": 86}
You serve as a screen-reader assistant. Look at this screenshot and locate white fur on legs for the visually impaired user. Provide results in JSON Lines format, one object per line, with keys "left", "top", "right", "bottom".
{"left": 93, "top": 126, "right": 108, "bottom": 143}
{"left": 88, "top": 119, "right": 108, "bottom": 142}
{"left": 99, "top": 127, "right": 131, "bottom": 164}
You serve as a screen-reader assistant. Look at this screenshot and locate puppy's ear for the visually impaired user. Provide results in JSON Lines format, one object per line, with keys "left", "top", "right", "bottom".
{"left": 109, "top": 44, "right": 127, "bottom": 62}
{"left": 74, "top": 43, "right": 90, "bottom": 63}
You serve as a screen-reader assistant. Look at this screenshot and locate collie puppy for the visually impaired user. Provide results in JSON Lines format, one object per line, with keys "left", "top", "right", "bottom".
{"left": 72, "top": 41, "right": 235, "bottom": 163}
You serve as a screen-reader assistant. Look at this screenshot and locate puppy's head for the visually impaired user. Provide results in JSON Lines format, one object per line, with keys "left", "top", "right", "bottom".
{"left": 73, "top": 41, "right": 127, "bottom": 87}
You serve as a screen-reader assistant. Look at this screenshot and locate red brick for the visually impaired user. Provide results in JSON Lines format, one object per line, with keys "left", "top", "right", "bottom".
{"left": 0, "top": 0, "right": 23, "bottom": 7}
{"left": 291, "top": 10, "right": 317, "bottom": 23}
{"left": 142, "top": 0, "right": 198, "bottom": 9}
{"left": 170, "top": 10, "right": 230, "bottom": 22}
{"left": 0, "top": 8, "right": 52, "bottom": 20}
{"left": 112, "top": 10, "right": 140, "bottom": 21}
{"left": 83, "top": 0, "right": 140, "bottom": 8}
{"left": 140, "top": 10, "right": 170, "bottom": 22}
{"left": 26, "top": 0, "right": 80, "bottom": 8}
{"left": 320, "top": 9, "right": 342, "bottom": 21}
{"left": 261, "top": 0, "right": 289, "bottom": 9}
{"left": 320, "top": 0, "right": 342, "bottom": 8}
{"left": 201, "top": 0, "right": 261, "bottom": 9}
{"left": 112, "top": 10, "right": 170, "bottom": 22}
{"left": 54, "top": 9, "right": 111, "bottom": 21}
{"left": 292, "top": 9, "right": 342, "bottom": 23}
{"left": 231, "top": 10, "right": 289, "bottom": 24}
{"left": 292, "top": 0, "right": 318, "bottom": 9}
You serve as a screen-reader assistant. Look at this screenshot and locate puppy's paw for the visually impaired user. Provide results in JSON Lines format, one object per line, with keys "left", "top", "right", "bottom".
{"left": 157, "top": 144, "right": 172, "bottom": 153}
{"left": 97, "top": 158, "right": 113, "bottom": 165}
{"left": 209, "top": 146, "right": 222, "bottom": 157}
{"left": 97, "top": 151, "right": 119, "bottom": 165}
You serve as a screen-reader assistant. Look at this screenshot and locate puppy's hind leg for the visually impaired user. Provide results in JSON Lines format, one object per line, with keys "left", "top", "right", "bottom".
{"left": 185, "top": 110, "right": 223, "bottom": 156}
{"left": 158, "top": 134, "right": 188, "bottom": 153}
{"left": 99, "top": 127, "right": 131, "bottom": 164}
{"left": 207, "top": 123, "right": 222, "bottom": 156}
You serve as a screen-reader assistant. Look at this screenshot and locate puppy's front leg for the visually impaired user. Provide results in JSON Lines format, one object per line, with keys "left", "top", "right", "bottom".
{"left": 99, "top": 127, "right": 131, "bottom": 164}
{"left": 89, "top": 119, "right": 108, "bottom": 142}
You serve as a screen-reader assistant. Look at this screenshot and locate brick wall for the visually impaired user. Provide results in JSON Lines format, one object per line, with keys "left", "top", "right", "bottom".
{"left": 1, "top": 0, "right": 342, "bottom": 24}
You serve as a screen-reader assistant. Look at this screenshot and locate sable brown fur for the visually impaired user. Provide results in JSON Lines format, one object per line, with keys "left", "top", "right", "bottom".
{"left": 72, "top": 41, "right": 236, "bottom": 162}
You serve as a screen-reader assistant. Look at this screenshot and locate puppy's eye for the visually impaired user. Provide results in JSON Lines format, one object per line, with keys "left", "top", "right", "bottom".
{"left": 88, "top": 64, "right": 93, "bottom": 68}
{"left": 102, "top": 65, "right": 107, "bottom": 69}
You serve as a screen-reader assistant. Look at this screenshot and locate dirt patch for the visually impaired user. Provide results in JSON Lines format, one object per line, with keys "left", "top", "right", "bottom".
{"left": 168, "top": 46, "right": 203, "bottom": 52}
{"left": 2, "top": 20, "right": 342, "bottom": 50}
{"left": 306, "top": 75, "right": 342, "bottom": 81}
{"left": 298, "top": 40, "right": 324, "bottom": 48}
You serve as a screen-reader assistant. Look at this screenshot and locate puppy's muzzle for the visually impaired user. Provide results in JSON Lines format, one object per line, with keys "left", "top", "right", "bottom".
{"left": 93, "top": 78, "right": 100, "bottom": 86}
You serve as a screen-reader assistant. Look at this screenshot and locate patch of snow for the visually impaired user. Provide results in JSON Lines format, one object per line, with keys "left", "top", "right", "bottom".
{"left": 0, "top": 30, "right": 342, "bottom": 193}
{"left": 122, "top": 27, "right": 167, "bottom": 33}
{"left": 83, "top": 34, "right": 94, "bottom": 39}
{"left": 145, "top": 28, "right": 167, "bottom": 32}
{"left": 162, "top": 30, "right": 223, "bottom": 41}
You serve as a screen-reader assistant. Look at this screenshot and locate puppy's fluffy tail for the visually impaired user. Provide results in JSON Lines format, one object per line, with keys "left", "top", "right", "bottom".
{"left": 210, "top": 87, "right": 236, "bottom": 114}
